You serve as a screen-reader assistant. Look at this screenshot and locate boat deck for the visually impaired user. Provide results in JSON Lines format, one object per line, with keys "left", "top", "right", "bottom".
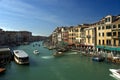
{"left": 0, "top": 68, "right": 6, "bottom": 73}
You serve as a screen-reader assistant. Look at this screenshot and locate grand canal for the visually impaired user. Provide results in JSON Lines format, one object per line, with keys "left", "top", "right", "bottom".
{"left": 0, "top": 41, "right": 119, "bottom": 80}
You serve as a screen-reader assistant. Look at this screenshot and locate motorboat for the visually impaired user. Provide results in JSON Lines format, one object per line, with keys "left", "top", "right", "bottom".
{"left": 109, "top": 69, "right": 120, "bottom": 79}
{"left": 33, "top": 49, "right": 39, "bottom": 54}
{"left": 92, "top": 56, "right": 105, "bottom": 62}
{"left": 53, "top": 51, "right": 64, "bottom": 57}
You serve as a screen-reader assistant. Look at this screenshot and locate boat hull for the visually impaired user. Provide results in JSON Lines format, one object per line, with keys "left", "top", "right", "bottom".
{"left": 109, "top": 69, "right": 120, "bottom": 79}
{"left": 53, "top": 52, "right": 64, "bottom": 57}
{"left": 0, "top": 68, "right": 6, "bottom": 73}
{"left": 92, "top": 57, "right": 105, "bottom": 62}
{"left": 14, "top": 57, "right": 29, "bottom": 65}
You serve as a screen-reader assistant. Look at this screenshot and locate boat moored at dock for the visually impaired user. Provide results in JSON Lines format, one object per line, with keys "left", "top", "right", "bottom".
{"left": 92, "top": 56, "right": 105, "bottom": 62}
{"left": 13, "top": 50, "right": 29, "bottom": 64}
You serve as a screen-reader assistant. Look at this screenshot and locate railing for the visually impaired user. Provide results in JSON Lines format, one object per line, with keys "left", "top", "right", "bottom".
{"left": 87, "top": 35, "right": 91, "bottom": 38}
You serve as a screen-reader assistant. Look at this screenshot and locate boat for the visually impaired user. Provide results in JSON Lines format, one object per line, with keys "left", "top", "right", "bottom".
{"left": 33, "top": 49, "right": 39, "bottom": 54}
{"left": 0, "top": 68, "right": 6, "bottom": 73}
{"left": 13, "top": 50, "right": 29, "bottom": 64}
{"left": 48, "top": 46, "right": 53, "bottom": 50}
{"left": 0, "top": 48, "right": 12, "bottom": 65}
{"left": 109, "top": 69, "right": 120, "bottom": 79}
{"left": 53, "top": 51, "right": 64, "bottom": 57}
{"left": 92, "top": 56, "right": 105, "bottom": 62}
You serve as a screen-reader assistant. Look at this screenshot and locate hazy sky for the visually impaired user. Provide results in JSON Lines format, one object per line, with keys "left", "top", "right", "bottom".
{"left": 0, "top": 0, "right": 120, "bottom": 36}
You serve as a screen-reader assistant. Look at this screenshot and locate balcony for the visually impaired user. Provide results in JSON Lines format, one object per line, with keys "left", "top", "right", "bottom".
{"left": 112, "top": 28, "right": 120, "bottom": 31}
{"left": 86, "top": 35, "right": 91, "bottom": 38}
{"left": 112, "top": 35, "right": 120, "bottom": 39}
{"left": 112, "top": 36, "right": 118, "bottom": 39}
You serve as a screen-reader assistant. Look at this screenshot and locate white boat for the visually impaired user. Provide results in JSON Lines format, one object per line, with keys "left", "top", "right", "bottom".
{"left": 53, "top": 51, "right": 64, "bottom": 57}
{"left": 13, "top": 50, "right": 29, "bottom": 64}
{"left": 33, "top": 49, "right": 39, "bottom": 54}
{"left": 109, "top": 69, "right": 120, "bottom": 79}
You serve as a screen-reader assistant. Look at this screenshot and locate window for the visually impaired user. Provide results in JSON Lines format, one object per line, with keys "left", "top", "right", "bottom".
{"left": 102, "top": 33, "right": 104, "bottom": 37}
{"left": 106, "top": 32, "right": 111, "bottom": 36}
{"left": 118, "top": 32, "right": 120, "bottom": 37}
{"left": 106, "top": 40, "right": 111, "bottom": 45}
{"left": 99, "top": 40, "right": 101, "bottom": 45}
{"left": 113, "top": 32, "right": 116, "bottom": 36}
{"left": 99, "top": 33, "right": 101, "bottom": 37}
{"left": 118, "top": 24, "right": 120, "bottom": 28}
{"left": 105, "top": 18, "right": 107, "bottom": 22}
{"left": 106, "top": 25, "right": 111, "bottom": 29}
{"left": 98, "top": 27, "right": 101, "bottom": 30}
{"left": 103, "top": 40, "right": 104, "bottom": 45}
{"left": 113, "top": 25, "right": 116, "bottom": 29}
{"left": 108, "top": 17, "right": 111, "bottom": 22}
{"left": 105, "top": 17, "right": 111, "bottom": 22}
{"left": 119, "top": 40, "right": 120, "bottom": 46}
{"left": 114, "top": 40, "right": 116, "bottom": 46}
{"left": 102, "top": 26, "right": 104, "bottom": 29}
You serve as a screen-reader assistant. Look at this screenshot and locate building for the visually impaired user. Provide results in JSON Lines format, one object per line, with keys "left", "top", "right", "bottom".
{"left": 50, "top": 14, "right": 120, "bottom": 55}
{"left": 84, "top": 24, "right": 96, "bottom": 50}
{"left": 111, "top": 15, "right": 120, "bottom": 47}
{"left": 19, "top": 31, "right": 32, "bottom": 42}
{"left": 96, "top": 14, "right": 120, "bottom": 58}
{"left": 0, "top": 29, "right": 6, "bottom": 45}
{"left": 68, "top": 26, "right": 76, "bottom": 45}
{"left": 74, "top": 25, "right": 81, "bottom": 43}
{"left": 61, "top": 27, "right": 69, "bottom": 43}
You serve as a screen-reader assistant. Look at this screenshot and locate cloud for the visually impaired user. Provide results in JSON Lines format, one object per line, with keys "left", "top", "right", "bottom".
{"left": 0, "top": 0, "right": 64, "bottom": 24}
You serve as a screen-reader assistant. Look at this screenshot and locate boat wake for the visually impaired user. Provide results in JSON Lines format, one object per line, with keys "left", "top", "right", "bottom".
{"left": 67, "top": 52, "right": 78, "bottom": 55}
{"left": 41, "top": 56, "right": 54, "bottom": 59}
{"left": 110, "top": 74, "right": 120, "bottom": 80}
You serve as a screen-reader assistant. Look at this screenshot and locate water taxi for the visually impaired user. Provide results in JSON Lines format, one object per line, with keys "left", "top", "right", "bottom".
{"left": 109, "top": 69, "right": 120, "bottom": 79}
{"left": 13, "top": 50, "right": 29, "bottom": 64}
{"left": 33, "top": 49, "right": 39, "bottom": 54}
{"left": 53, "top": 51, "right": 64, "bottom": 57}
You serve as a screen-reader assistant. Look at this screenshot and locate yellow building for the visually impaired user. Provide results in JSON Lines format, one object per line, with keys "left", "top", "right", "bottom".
{"left": 111, "top": 16, "right": 120, "bottom": 47}
{"left": 84, "top": 24, "right": 96, "bottom": 47}
{"left": 68, "top": 26, "right": 76, "bottom": 44}
{"left": 96, "top": 15, "right": 120, "bottom": 52}
{"left": 74, "top": 25, "right": 81, "bottom": 43}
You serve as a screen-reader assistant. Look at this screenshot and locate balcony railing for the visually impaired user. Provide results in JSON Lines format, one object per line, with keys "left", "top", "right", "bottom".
{"left": 86, "top": 35, "right": 91, "bottom": 38}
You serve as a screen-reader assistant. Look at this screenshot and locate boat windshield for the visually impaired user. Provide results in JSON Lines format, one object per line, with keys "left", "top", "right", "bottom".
{"left": 117, "top": 70, "right": 120, "bottom": 74}
{"left": 18, "top": 57, "right": 29, "bottom": 62}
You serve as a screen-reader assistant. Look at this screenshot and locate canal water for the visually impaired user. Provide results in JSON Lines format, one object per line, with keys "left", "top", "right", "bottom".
{"left": 0, "top": 41, "right": 119, "bottom": 80}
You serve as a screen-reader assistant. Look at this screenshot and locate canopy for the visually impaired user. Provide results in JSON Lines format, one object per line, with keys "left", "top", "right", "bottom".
{"left": 96, "top": 45, "right": 104, "bottom": 49}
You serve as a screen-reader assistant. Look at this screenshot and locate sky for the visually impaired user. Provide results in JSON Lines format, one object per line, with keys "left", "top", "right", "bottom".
{"left": 0, "top": 0, "right": 120, "bottom": 36}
